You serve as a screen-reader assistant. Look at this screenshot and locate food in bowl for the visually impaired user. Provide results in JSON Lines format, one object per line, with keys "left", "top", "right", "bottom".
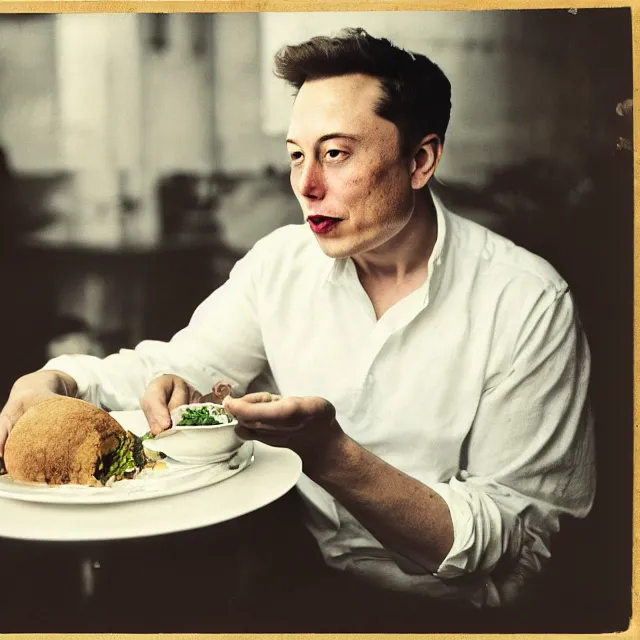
{"left": 3, "top": 397, "right": 153, "bottom": 487}
{"left": 141, "top": 403, "right": 242, "bottom": 464}
{"left": 175, "top": 404, "right": 233, "bottom": 427}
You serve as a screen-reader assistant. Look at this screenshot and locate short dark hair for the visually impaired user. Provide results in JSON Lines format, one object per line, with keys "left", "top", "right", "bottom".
{"left": 274, "top": 27, "right": 452, "bottom": 155}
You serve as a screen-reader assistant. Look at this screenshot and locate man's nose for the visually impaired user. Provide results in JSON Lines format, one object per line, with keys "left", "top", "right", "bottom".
{"left": 297, "top": 160, "right": 325, "bottom": 200}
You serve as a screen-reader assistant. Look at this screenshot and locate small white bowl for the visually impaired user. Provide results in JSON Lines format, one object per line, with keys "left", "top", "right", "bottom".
{"left": 142, "top": 403, "right": 242, "bottom": 465}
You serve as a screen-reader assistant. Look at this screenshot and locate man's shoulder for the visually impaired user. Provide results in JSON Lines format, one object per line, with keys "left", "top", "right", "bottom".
{"left": 449, "top": 211, "right": 568, "bottom": 297}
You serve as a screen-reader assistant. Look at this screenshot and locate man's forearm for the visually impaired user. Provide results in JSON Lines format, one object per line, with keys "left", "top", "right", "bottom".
{"left": 305, "top": 431, "right": 454, "bottom": 572}
{"left": 50, "top": 370, "right": 79, "bottom": 398}
{"left": 14, "top": 370, "right": 78, "bottom": 398}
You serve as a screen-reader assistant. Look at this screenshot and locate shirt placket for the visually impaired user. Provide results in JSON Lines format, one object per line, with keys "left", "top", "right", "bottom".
{"left": 331, "top": 258, "right": 433, "bottom": 413}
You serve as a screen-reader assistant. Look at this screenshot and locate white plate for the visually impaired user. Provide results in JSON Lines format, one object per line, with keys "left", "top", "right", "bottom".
{"left": 0, "top": 410, "right": 252, "bottom": 505}
{"left": 0, "top": 411, "right": 302, "bottom": 542}
{"left": 0, "top": 444, "right": 253, "bottom": 505}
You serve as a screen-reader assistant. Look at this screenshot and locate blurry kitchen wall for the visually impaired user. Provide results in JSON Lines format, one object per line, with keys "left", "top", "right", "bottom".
{"left": 260, "top": 11, "right": 599, "bottom": 186}
{"left": 0, "top": 10, "right": 626, "bottom": 237}
{"left": 0, "top": 16, "right": 59, "bottom": 171}
{"left": 0, "top": 9, "right": 626, "bottom": 356}
{"left": 0, "top": 9, "right": 631, "bottom": 356}
{"left": 212, "top": 13, "right": 285, "bottom": 172}
{"left": 1, "top": 10, "right": 626, "bottom": 254}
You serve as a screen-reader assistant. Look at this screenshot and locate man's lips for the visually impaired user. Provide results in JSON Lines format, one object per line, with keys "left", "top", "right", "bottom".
{"left": 307, "top": 215, "right": 342, "bottom": 235}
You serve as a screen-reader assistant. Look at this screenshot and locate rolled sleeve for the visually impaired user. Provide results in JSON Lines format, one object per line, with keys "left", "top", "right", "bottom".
{"left": 426, "top": 288, "right": 595, "bottom": 605}
{"left": 429, "top": 477, "right": 508, "bottom": 580}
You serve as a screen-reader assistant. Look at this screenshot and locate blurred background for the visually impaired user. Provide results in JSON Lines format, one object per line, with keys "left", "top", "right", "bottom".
{"left": 0, "top": 8, "right": 633, "bottom": 633}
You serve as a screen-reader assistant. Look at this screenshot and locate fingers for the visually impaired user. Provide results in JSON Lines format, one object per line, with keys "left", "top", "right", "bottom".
{"left": 235, "top": 424, "right": 296, "bottom": 447}
{"left": 229, "top": 395, "right": 339, "bottom": 455}
{"left": 222, "top": 391, "right": 295, "bottom": 432}
{"left": 0, "top": 370, "right": 76, "bottom": 456}
{"left": 223, "top": 394, "right": 330, "bottom": 426}
{"left": 168, "top": 386, "right": 200, "bottom": 412}
{"left": 223, "top": 392, "right": 281, "bottom": 410}
{"left": 141, "top": 376, "right": 237, "bottom": 435}
{"left": 223, "top": 393, "right": 290, "bottom": 423}
{"left": 236, "top": 419, "right": 305, "bottom": 434}
{"left": 212, "top": 381, "right": 234, "bottom": 403}
{"left": 0, "top": 397, "right": 26, "bottom": 456}
{"left": 234, "top": 392, "right": 282, "bottom": 404}
{"left": 222, "top": 394, "right": 282, "bottom": 422}
{"left": 142, "top": 375, "right": 206, "bottom": 434}
{"left": 200, "top": 381, "right": 235, "bottom": 405}
{"left": 140, "top": 379, "right": 172, "bottom": 435}
{"left": 0, "top": 414, "right": 12, "bottom": 458}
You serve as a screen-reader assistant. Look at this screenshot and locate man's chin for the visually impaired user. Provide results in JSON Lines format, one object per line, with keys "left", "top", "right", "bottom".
{"left": 313, "top": 236, "right": 355, "bottom": 260}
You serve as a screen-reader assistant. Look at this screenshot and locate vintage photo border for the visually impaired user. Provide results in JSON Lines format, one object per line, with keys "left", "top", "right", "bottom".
{"left": 0, "top": 0, "right": 635, "bottom": 639}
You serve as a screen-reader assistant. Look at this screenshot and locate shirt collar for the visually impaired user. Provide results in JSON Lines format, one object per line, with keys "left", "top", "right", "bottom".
{"left": 322, "top": 186, "right": 450, "bottom": 308}
{"left": 419, "top": 186, "right": 448, "bottom": 306}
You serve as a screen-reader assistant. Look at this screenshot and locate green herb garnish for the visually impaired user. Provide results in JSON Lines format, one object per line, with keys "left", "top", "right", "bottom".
{"left": 177, "top": 406, "right": 231, "bottom": 426}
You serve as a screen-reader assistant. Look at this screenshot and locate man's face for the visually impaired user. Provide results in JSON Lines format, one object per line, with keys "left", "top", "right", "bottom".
{"left": 286, "top": 73, "right": 416, "bottom": 259}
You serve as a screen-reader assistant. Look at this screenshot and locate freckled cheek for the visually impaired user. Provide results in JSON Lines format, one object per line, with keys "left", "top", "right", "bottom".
{"left": 334, "top": 176, "right": 373, "bottom": 225}
{"left": 323, "top": 173, "right": 361, "bottom": 206}
{"left": 359, "top": 172, "right": 412, "bottom": 227}
{"left": 378, "top": 167, "right": 412, "bottom": 205}
{"left": 362, "top": 172, "right": 398, "bottom": 208}
{"left": 326, "top": 166, "right": 407, "bottom": 224}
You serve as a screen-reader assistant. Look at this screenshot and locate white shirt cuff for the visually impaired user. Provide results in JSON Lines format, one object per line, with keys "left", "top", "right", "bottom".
{"left": 429, "top": 476, "right": 505, "bottom": 579}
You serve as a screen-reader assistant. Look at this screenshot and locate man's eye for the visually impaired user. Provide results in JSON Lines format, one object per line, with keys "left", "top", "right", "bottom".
{"left": 289, "top": 151, "right": 303, "bottom": 162}
{"left": 325, "top": 149, "right": 344, "bottom": 159}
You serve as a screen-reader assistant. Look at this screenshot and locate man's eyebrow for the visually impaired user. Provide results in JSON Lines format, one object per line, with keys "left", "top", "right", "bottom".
{"left": 286, "top": 133, "right": 361, "bottom": 145}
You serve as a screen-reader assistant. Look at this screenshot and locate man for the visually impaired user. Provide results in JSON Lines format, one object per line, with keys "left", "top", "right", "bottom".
{"left": 0, "top": 28, "right": 594, "bottom": 623}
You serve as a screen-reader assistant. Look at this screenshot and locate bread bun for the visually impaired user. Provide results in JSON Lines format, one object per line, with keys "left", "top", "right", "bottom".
{"left": 4, "top": 397, "right": 125, "bottom": 487}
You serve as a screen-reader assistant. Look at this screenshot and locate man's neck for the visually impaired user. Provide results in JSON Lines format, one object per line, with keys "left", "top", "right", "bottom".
{"left": 352, "top": 192, "right": 438, "bottom": 287}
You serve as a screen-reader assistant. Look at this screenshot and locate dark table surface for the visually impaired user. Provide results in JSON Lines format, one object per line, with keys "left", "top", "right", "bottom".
{"left": 0, "top": 489, "right": 308, "bottom": 634}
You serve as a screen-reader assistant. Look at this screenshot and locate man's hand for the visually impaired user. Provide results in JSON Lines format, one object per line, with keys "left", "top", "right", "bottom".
{"left": 140, "top": 375, "right": 206, "bottom": 435}
{"left": 141, "top": 376, "right": 236, "bottom": 435}
{"left": 0, "top": 370, "right": 78, "bottom": 457}
{"left": 222, "top": 393, "right": 345, "bottom": 467}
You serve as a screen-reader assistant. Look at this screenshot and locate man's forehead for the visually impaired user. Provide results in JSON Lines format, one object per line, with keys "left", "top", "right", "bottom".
{"left": 295, "top": 73, "right": 383, "bottom": 105}
{"left": 287, "top": 74, "right": 385, "bottom": 142}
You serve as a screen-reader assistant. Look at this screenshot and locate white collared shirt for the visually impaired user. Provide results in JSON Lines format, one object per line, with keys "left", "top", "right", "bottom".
{"left": 44, "top": 191, "right": 595, "bottom": 607}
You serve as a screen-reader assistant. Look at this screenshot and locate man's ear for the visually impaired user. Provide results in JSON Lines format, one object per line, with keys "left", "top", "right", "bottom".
{"left": 410, "top": 134, "right": 443, "bottom": 189}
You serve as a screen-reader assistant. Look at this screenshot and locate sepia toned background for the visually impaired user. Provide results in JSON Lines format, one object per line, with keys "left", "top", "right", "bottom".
{"left": 0, "top": 8, "right": 633, "bottom": 633}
